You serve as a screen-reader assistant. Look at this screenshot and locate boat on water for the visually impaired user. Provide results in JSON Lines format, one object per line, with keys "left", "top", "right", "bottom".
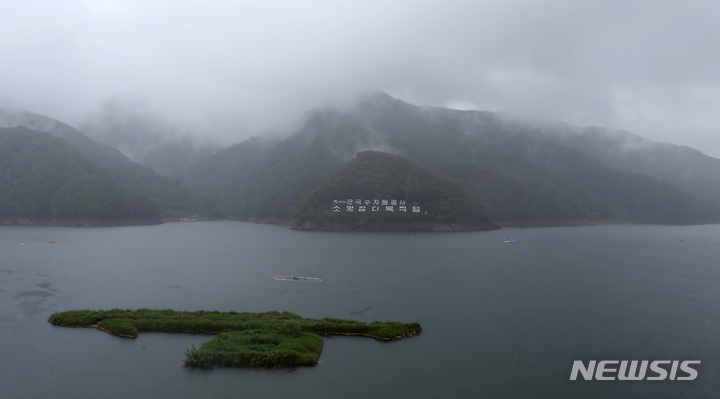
{"left": 273, "top": 275, "right": 324, "bottom": 282}
{"left": 504, "top": 239, "right": 517, "bottom": 243}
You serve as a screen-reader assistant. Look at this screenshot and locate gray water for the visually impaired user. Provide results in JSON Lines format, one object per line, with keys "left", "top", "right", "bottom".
{"left": 1, "top": 222, "right": 719, "bottom": 398}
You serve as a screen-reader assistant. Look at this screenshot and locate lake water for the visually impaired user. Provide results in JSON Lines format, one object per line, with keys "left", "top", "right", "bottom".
{"left": 1, "top": 222, "right": 719, "bottom": 398}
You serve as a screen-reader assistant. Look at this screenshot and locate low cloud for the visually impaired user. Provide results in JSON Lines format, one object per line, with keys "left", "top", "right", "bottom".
{"left": 1, "top": 0, "right": 719, "bottom": 156}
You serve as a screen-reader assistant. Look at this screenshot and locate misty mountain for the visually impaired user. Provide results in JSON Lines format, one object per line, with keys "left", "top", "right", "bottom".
{"left": 79, "top": 100, "right": 219, "bottom": 176}
{"left": 530, "top": 124, "right": 720, "bottom": 203}
{"left": 0, "top": 107, "right": 220, "bottom": 221}
{"left": 0, "top": 126, "right": 160, "bottom": 225}
{"left": 181, "top": 92, "right": 719, "bottom": 226}
{"left": 180, "top": 118, "right": 353, "bottom": 222}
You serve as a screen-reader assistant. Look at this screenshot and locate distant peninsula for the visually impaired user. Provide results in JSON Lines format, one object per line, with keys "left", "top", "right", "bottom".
{"left": 48, "top": 309, "right": 421, "bottom": 368}
{"left": 292, "top": 151, "right": 500, "bottom": 231}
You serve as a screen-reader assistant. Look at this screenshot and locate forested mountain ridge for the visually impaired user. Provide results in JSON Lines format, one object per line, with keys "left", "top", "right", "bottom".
{"left": 0, "top": 126, "right": 160, "bottom": 225}
{"left": 0, "top": 108, "right": 220, "bottom": 222}
{"left": 181, "top": 113, "right": 367, "bottom": 222}
{"left": 292, "top": 151, "right": 499, "bottom": 231}
{"left": 535, "top": 125, "right": 720, "bottom": 203}
{"left": 4, "top": 94, "right": 717, "bottom": 228}
{"left": 181, "top": 92, "right": 719, "bottom": 226}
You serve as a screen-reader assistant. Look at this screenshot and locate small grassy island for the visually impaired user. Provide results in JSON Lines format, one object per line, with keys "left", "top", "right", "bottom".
{"left": 48, "top": 309, "right": 421, "bottom": 368}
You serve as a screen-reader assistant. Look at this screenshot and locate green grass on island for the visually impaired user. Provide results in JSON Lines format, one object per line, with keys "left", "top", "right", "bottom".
{"left": 48, "top": 309, "right": 421, "bottom": 368}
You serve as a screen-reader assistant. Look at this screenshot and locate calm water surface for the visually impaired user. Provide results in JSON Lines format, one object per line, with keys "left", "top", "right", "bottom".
{"left": 1, "top": 222, "right": 719, "bottom": 398}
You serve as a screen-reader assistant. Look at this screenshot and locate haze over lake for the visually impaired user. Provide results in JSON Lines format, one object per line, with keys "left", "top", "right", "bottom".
{"left": 1, "top": 222, "right": 719, "bottom": 398}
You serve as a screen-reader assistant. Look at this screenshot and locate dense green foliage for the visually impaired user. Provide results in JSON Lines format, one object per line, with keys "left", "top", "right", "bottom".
{"left": 0, "top": 109, "right": 221, "bottom": 222}
{"left": 49, "top": 309, "right": 421, "bottom": 368}
{"left": 48, "top": 309, "right": 421, "bottom": 339}
{"left": 0, "top": 127, "right": 161, "bottom": 224}
{"left": 183, "top": 331, "right": 323, "bottom": 368}
{"left": 293, "top": 151, "right": 494, "bottom": 227}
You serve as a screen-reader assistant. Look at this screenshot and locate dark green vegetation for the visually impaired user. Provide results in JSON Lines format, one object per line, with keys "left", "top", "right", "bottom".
{"left": 181, "top": 92, "right": 720, "bottom": 226}
{"left": 182, "top": 131, "right": 347, "bottom": 224}
{"left": 183, "top": 330, "right": 324, "bottom": 368}
{"left": 48, "top": 309, "right": 421, "bottom": 368}
{"left": 293, "top": 151, "right": 498, "bottom": 231}
{"left": 0, "top": 108, "right": 220, "bottom": 225}
{"left": 0, "top": 127, "right": 160, "bottom": 225}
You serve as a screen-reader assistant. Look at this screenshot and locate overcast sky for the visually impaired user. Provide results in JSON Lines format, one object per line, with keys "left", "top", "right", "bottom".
{"left": 2, "top": 0, "right": 719, "bottom": 156}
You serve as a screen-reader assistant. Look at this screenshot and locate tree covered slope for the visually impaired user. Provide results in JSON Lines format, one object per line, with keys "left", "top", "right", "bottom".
{"left": 0, "top": 108, "right": 220, "bottom": 221}
{"left": 0, "top": 126, "right": 160, "bottom": 225}
{"left": 292, "top": 151, "right": 498, "bottom": 231}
